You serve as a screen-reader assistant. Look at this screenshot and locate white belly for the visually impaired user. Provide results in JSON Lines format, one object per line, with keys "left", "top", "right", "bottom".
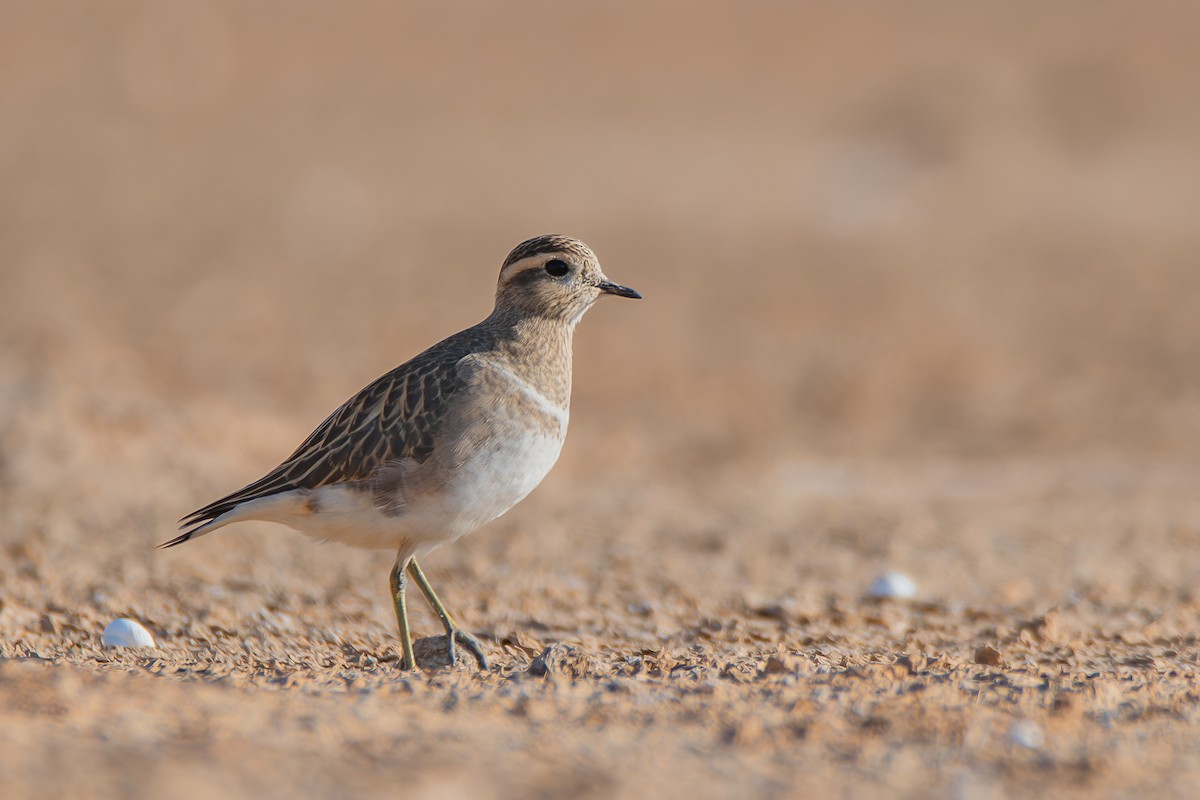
{"left": 436, "top": 425, "right": 565, "bottom": 538}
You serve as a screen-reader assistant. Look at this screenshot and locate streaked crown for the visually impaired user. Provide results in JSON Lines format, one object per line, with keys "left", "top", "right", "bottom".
{"left": 500, "top": 235, "right": 598, "bottom": 275}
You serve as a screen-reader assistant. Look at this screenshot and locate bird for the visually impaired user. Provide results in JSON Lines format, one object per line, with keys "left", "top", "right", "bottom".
{"left": 162, "top": 235, "right": 641, "bottom": 671}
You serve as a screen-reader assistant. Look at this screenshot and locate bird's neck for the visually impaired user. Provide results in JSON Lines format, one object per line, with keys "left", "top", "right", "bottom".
{"left": 482, "top": 309, "right": 575, "bottom": 408}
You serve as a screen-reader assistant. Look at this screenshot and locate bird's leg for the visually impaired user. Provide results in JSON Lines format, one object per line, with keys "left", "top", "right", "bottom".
{"left": 389, "top": 560, "right": 417, "bottom": 671}
{"left": 407, "top": 558, "right": 489, "bottom": 670}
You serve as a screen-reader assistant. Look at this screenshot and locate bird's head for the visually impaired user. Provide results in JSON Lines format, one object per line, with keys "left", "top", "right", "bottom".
{"left": 494, "top": 235, "right": 640, "bottom": 324}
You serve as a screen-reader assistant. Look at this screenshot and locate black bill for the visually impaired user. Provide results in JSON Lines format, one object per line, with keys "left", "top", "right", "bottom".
{"left": 596, "top": 280, "right": 642, "bottom": 299}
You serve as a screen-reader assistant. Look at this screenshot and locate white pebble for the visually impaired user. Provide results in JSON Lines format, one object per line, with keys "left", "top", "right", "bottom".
{"left": 867, "top": 571, "right": 918, "bottom": 600}
{"left": 102, "top": 618, "right": 156, "bottom": 649}
{"left": 1008, "top": 718, "right": 1044, "bottom": 749}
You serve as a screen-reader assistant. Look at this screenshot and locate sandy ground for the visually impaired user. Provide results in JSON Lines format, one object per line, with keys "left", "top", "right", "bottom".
{"left": 4, "top": 3, "right": 1200, "bottom": 798}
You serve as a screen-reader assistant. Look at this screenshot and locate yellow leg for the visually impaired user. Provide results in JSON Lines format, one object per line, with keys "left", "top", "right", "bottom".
{"left": 389, "top": 560, "right": 417, "bottom": 671}
{"left": 407, "top": 559, "right": 489, "bottom": 669}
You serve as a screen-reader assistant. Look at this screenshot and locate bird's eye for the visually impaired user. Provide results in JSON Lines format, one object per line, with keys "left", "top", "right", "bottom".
{"left": 544, "top": 259, "right": 570, "bottom": 277}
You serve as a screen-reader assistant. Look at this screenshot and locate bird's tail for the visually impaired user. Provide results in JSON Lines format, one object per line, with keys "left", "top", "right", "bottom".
{"left": 159, "top": 493, "right": 297, "bottom": 549}
{"left": 158, "top": 514, "right": 236, "bottom": 549}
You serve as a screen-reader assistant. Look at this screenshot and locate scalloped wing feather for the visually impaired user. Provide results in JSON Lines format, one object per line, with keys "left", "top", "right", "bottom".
{"left": 169, "top": 340, "right": 475, "bottom": 544}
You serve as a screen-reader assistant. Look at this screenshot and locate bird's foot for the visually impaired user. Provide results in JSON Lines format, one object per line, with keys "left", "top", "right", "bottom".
{"left": 446, "top": 626, "right": 489, "bottom": 670}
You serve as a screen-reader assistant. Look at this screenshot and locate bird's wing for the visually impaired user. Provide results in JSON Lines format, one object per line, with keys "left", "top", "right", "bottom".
{"left": 171, "top": 341, "right": 471, "bottom": 541}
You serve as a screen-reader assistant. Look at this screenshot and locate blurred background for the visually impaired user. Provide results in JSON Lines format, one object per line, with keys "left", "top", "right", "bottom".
{"left": 2, "top": 1, "right": 1199, "bottom": 581}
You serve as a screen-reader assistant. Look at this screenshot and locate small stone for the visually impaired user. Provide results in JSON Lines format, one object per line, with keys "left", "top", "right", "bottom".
{"left": 973, "top": 645, "right": 1005, "bottom": 667}
{"left": 499, "top": 633, "right": 544, "bottom": 659}
{"left": 529, "top": 643, "right": 590, "bottom": 679}
{"left": 101, "top": 618, "right": 156, "bottom": 649}
{"left": 1009, "top": 718, "right": 1044, "bottom": 749}
{"left": 761, "top": 653, "right": 800, "bottom": 676}
{"left": 867, "top": 571, "right": 918, "bottom": 600}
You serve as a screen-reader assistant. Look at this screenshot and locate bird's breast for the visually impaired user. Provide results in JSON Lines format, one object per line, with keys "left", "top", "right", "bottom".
{"left": 426, "top": 356, "right": 571, "bottom": 536}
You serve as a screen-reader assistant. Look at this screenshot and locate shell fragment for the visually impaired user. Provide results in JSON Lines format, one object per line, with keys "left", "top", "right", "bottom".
{"left": 101, "top": 618, "right": 156, "bottom": 649}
